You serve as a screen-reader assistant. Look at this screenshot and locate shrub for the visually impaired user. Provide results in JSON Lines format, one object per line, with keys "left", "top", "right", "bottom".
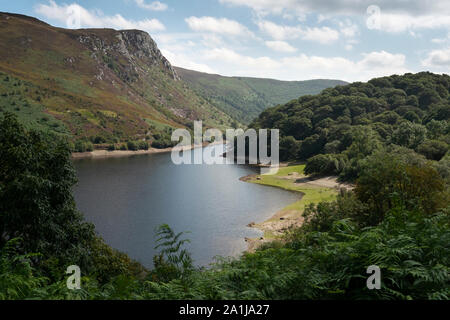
{"left": 305, "top": 154, "right": 347, "bottom": 176}
{"left": 74, "top": 141, "right": 86, "bottom": 153}
{"left": 137, "top": 141, "right": 149, "bottom": 150}
{"left": 85, "top": 142, "right": 94, "bottom": 152}
{"left": 127, "top": 141, "right": 138, "bottom": 151}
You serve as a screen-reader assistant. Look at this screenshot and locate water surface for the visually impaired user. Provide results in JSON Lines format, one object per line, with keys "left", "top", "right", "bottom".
{"left": 73, "top": 145, "right": 299, "bottom": 267}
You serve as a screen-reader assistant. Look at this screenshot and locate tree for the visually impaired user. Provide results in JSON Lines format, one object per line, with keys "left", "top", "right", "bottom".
{"left": 304, "top": 154, "right": 347, "bottom": 176}
{"left": 298, "top": 134, "right": 325, "bottom": 160}
{"left": 127, "top": 141, "right": 138, "bottom": 151}
{"left": 418, "top": 140, "right": 449, "bottom": 161}
{"left": 391, "top": 121, "right": 427, "bottom": 150}
{"left": 279, "top": 136, "right": 300, "bottom": 161}
{"left": 0, "top": 113, "right": 95, "bottom": 270}
{"left": 355, "top": 153, "right": 448, "bottom": 224}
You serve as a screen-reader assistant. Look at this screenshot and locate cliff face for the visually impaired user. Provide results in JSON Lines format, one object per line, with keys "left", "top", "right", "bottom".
{"left": 77, "top": 30, "right": 179, "bottom": 82}
{"left": 0, "top": 12, "right": 233, "bottom": 142}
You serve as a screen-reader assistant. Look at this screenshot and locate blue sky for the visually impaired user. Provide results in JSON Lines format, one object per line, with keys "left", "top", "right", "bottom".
{"left": 2, "top": 0, "right": 450, "bottom": 82}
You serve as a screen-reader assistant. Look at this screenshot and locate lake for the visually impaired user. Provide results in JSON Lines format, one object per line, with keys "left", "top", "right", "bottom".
{"left": 73, "top": 144, "right": 299, "bottom": 267}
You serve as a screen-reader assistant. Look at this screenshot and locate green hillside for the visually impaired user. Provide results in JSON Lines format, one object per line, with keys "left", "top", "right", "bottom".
{"left": 251, "top": 72, "right": 450, "bottom": 181}
{"left": 0, "top": 12, "right": 235, "bottom": 148}
{"left": 175, "top": 67, "right": 347, "bottom": 124}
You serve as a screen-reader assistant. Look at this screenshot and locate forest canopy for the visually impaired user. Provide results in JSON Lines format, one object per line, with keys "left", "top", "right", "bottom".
{"left": 251, "top": 72, "right": 450, "bottom": 181}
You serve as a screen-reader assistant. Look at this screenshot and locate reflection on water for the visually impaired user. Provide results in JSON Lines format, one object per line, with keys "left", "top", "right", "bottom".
{"left": 73, "top": 144, "right": 299, "bottom": 267}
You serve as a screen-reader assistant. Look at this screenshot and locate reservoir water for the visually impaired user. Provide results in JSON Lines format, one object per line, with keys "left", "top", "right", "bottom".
{"left": 73, "top": 144, "right": 299, "bottom": 267}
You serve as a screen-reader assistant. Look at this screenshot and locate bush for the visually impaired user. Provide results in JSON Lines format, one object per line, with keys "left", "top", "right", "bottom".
{"left": 85, "top": 142, "right": 94, "bottom": 152}
{"left": 151, "top": 139, "right": 174, "bottom": 149}
{"left": 74, "top": 141, "right": 86, "bottom": 153}
{"left": 304, "top": 154, "right": 347, "bottom": 176}
{"left": 127, "top": 141, "right": 138, "bottom": 151}
{"left": 137, "top": 141, "right": 149, "bottom": 150}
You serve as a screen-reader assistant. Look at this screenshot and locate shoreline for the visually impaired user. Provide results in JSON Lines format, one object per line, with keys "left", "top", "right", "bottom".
{"left": 71, "top": 141, "right": 216, "bottom": 160}
{"left": 241, "top": 166, "right": 353, "bottom": 252}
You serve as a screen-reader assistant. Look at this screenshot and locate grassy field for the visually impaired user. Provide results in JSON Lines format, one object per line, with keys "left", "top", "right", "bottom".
{"left": 249, "top": 164, "right": 338, "bottom": 226}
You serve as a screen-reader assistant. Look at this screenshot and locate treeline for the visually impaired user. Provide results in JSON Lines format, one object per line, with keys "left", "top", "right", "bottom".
{"left": 251, "top": 72, "right": 450, "bottom": 181}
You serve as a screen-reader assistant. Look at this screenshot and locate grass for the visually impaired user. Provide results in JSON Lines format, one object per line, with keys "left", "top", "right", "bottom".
{"left": 250, "top": 164, "right": 338, "bottom": 223}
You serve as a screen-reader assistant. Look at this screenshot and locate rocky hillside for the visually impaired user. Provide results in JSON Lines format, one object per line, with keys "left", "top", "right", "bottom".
{"left": 0, "top": 12, "right": 235, "bottom": 146}
{"left": 175, "top": 67, "right": 347, "bottom": 124}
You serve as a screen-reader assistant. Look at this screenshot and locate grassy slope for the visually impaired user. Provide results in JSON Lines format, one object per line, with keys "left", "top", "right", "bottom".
{"left": 175, "top": 66, "right": 347, "bottom": 124}
{"left": 0, "top": 13, "right": 235, "bottom": 143}
{"left": 248, "top": 165, "right": 338, "bottom": 238}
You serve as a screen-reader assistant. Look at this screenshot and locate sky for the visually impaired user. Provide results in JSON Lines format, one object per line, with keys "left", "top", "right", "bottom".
{"left": 2, "top": 0, "right": 450, "bottom": 82}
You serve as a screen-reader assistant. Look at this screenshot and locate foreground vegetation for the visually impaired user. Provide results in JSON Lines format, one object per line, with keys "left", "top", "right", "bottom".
{"left": 1, "top": 112, "right": 449, "bottom": 300}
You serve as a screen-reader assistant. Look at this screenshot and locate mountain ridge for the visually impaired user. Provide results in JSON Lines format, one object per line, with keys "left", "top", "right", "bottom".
{"left": 0, "top": 12, "right": 235, "bottom": 146}
{"left": 175, "top": 66, "right": 348, "bottom": 124}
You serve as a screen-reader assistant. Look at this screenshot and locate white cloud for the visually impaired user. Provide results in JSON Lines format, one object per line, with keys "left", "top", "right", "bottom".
{"left": 198, "top": 47, "right": 409, "bottom": 82}
{"left": 359, "top": 51, "right": 406, "bottom": 68}
{"left": 185, "top": 16, "right": 254, "bottom": 37}
{"left": 162, "top": 49, "right": 216, "bottom": 74}
{"left": 379, "top": 13, "right": 450, "bottom": 33}
{"left": 265, "top": 40, "right": 297, "bottom": 53}
{"left": 221, "top": 0, "right": 450, "bottom": 33}
{"left": 339, "top": 20, "right": 359, "bottom": 38}
{"left": 35, "top": 0, "right": 165, "bottom": 32}
{"left": 220, "top": 0, "right": 450, "bottom": 17}
{"left": 135, "top": 0, "right": 168, "bottom": 11}
{"left": 256, "top": 20, "right": 339, "bottom": 44}
{"left": 301, "top": 27, "right": 339, "bottom": 44}
{"left": 203, "top": 48, "right": 281, "bottom": 71}
{"left": 431, "top": 32, "right": 450, "bottom": 44}
{"left": 422, "top": 48, "right": 450, "bottom": 68}
{"left": 256, "top": 20, "right": 301, "bottom": 40}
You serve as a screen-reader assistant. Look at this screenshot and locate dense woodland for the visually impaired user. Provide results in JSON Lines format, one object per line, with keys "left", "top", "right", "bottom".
{"left": 251, "top": 72, "right": 450, "bottom": 181}
{"left": 0, "top": 72, "right": 449, "bottom": 300}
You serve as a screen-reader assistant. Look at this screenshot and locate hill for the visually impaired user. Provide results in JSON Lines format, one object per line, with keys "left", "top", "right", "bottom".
{"left": 251, "top": 72, "right": 450, "bottom": 180}
{"left": 0, "top": 12, "right": 236, "bottom": 148}
{"left": 175, "top": 67, "right": 347, "bottom": 124}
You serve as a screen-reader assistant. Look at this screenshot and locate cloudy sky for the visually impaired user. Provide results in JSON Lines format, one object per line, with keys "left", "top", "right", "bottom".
{"left": 2, "top": 0, "right": 450, "bottom": 82}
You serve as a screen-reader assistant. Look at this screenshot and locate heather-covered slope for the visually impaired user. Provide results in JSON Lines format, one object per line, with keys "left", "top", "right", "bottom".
{"left": 0, "top": 12, "right": 235, "bottom": 145}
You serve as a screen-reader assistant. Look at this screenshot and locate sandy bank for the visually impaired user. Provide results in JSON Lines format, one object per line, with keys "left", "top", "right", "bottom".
{"left": 71, "top": 142, "right": 215, "bottom": 160}
{"left": 242, "top": 168, "right": 354, "bottom": 252}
